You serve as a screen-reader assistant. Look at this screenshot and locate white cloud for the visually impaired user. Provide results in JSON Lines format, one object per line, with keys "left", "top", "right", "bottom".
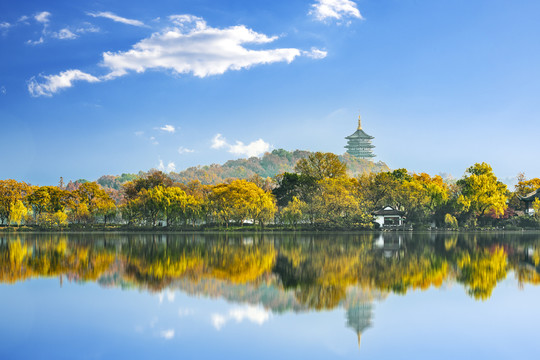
{"left": 229, "top": 306, "right": 270, "bottom": 325}
{"left": 27, "top": 69, "right": 100, "bottom": 97}
{"left": 28, "top": 14, "right": 324, "bottom": 96}
{"left": 211, "top": 134, "right": 227, "bottom": 149}
{"left": 160, "top": 329, "right": 175, "bottom": 340}
{"left": 0, "top": 22, "right": 11, "bottom": 29}
{"left": 35, "top": 11, "right": 51, "bottom": 24}
{"left": 229, "top": 139, "right": 271, "bottom": 158}
{"left": 0, "top": 86, "right": 6, "bottom": 95}
{"left": 101, "top": 14, "right": 308, "bottom": 79}
{"left": 150, "top": 136, "right": 159, "bottom": 145}
{"left": 303, "top": 47, "right": 328, "bottom": 59}
{"left": 18, "top": 15, "right": 30, "bottom": 23}
{"left": 212, "top": 133, "right": 271, "bottom": 158}
{"left": 178, "top": 146, "right": 194, "bottom": 154}
{"left": 159, "top": 124, "right": 175, "bottom": 133}
{"left": 211, "top": 305, "right": 270, "bottom": 331}
{"left": 76, "top": 23, "right": 100, "bottom": 34}
{"left": 27, "top": 37, "right": 44, "bottom": 45}
{"left": 135, "top": 130, "right": 144, "bottom": 136}
{"left": 53, "top": 28, "right": 77, "bottom": 40}
{"left": 87, "top": 11, "right": 146, "bottom": 27}
{"left": 158, "top": 159, "right": 176, "bottom": 172}
{"left": 310, "top": 0, "right": 363, "bottom": 22}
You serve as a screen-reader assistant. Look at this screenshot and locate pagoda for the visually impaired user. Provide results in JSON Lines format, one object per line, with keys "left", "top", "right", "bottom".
{"left": 345, "top": 115, "right": 376, "bottom": 158}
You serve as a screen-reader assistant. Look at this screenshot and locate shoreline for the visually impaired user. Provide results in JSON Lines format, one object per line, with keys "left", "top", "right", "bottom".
{"left": 1, "top": 225, "right": 539, "bottom": 234}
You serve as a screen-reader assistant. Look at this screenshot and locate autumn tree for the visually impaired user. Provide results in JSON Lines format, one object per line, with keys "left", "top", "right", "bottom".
{"left": 280, "top": 196, "right": 304, "bottom": 227}
{"left": 310, "top": 177, "right": 372, "bottom": 228}
{"left": 294, "top": 152, "right": 347, "bottom": 181}
{"left": 26, "top": 186, "right": 72, "bottom": 220}
{"left": 9, "top": 200, "right": 28, "bottom": 226}
{"left": 510, "top": 173, "right": 540, "bottom": 210}
{"left": 456, "top": 163, "right": 508, "bottom": 225}
{"left": 123, "top": 170, "right": 173, "bottom": 200}
{"left": 75, "top": 182, "right": 116, "bottom": 224}
{"left": 209, "top": 180, "right": 276, "bottom": 227}
{"left": 0, "top": 180, "right": 31, "bottom": 225}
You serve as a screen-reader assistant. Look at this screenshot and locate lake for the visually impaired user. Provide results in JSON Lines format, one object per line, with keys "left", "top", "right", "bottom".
{"left": 1, "top": 232, "right": 539, "bottom": 359}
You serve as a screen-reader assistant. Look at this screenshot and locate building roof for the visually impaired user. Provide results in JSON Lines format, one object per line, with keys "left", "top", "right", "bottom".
{"left": 371, "top": 206, "right": 405, "bottom": 216}
{"left": 518, "top": 188, "right": 540, "bottom": 202}
{"left": 345, "top": 129, "right": 374, "bottom": 140}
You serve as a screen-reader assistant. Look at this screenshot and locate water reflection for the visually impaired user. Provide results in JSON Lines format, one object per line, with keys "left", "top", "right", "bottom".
{"left": 1, "top": 232, "right": 540, "bottom": 349}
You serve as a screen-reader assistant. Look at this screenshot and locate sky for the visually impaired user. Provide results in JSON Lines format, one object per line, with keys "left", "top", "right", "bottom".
{"left": 1, "top": 0, "right": 539, "bottom": 185}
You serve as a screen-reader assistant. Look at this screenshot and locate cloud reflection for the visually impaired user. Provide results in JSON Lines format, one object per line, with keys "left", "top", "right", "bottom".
{"left": 211, "top": 305, "right": 270, "bottom": 330}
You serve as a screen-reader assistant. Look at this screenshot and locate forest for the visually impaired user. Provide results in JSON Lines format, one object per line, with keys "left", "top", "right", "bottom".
{"left": 0, "top": 150, "right": 539, "bottom": 230}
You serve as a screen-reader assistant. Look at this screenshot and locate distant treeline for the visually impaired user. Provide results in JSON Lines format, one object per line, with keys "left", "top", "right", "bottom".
{"left": 0, "top": 151, "right": 539, "bottom": 230}
{"left": 91, "top": 149, "right": 389, "bottom": 190}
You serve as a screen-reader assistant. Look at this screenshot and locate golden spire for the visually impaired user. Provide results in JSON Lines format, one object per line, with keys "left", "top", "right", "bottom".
{"left": 357, "top": 114, "right": 362, "bottom": 130}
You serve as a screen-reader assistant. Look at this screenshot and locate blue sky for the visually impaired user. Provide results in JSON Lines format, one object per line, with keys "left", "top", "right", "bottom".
{"left": 1, "top": 0, "right": 539, "bottom": 185}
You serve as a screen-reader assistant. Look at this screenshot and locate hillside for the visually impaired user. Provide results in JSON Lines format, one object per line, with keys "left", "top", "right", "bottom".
{"left": 168, "top": 149, "right": 390, "bottom": 185}
{"left": 93, "top": 149, "right": 390, "bottom": 190}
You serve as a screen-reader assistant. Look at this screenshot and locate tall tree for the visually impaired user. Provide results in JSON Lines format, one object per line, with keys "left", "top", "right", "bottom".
{"left": 457, "top": 163, "right": 508, "bottom": 224}
{"left": 294, "top": 152, "right": 347, "bottom": 181}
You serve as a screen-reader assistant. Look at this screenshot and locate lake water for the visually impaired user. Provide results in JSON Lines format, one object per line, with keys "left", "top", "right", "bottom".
{"left": 1, "top": 232, "right": 539, "bottom": 359}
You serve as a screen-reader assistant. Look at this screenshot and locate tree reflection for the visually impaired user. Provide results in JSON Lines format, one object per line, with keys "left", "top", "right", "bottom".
{"left": 1, "top": 232, "right": 539, "bottom": 304}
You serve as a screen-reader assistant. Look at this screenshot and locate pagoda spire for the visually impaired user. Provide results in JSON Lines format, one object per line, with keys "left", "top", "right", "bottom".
{"left": 357, "top": 114, "right": 362, "bottom": 130}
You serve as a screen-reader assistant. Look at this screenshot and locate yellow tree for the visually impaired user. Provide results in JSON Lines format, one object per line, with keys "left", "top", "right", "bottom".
{"left": 161, "top": 186, "right": 190, "bottom": 226}
{"left": 510, "top": 173, "right": 540, "bottom": 210}
{"left": 0, "top": 180, "right": 31, "bottom": 225}
{"left": 294, "top": 152, "right": 347, "bottom": 181}
{"left": 9, "top": 200, "right": 28, "bottom": 226}
{"left": 457, "top": 163, "right": 508, "bottom": 224}
{"left": 209, "top": 180, "right": 275, "bottom": 227}
{"left": 75, "top": 182, "right": 116, "bottom": 223}
{"left": 251, "top": 187, "right": 277, "bottom": 227}
{"left": 280, "top": 196, "right": 305, "bottom": 227}
{"left": 311, "top": 177, "right": 372, "bottom": 227}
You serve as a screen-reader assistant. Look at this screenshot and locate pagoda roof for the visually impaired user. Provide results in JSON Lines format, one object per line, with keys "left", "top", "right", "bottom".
{"left": 345, "top": 129, "right": 374, "bottom": 140}
{"left": 518, "top": 188, "right": 540, "bottom": 202}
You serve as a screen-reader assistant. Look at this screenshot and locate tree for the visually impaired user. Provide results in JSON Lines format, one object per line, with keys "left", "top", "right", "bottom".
{"left": 294, "top": 152, "right": 347, "bottom": 181}
{"left": 280, "top": 196, "right": 304, "bottom": 227}
{"left": 457, "top": 163, "right": 508, "bottom": 225}
{"left": 26, "top": 186, "right": 72, "bottom": 219}
{"left": 510, "top": 173, "right": 540, "bottom": 210}
{"left": 9, "top": 200, "right": 28, "bottom": 226}
{"left": 161, "top": 186, "right": 190, "bottom": 226}
{"left": 0, "top": 180, "right": 31, "bottom": 225}
{"left": 272, "top": 172, "right": 315, "bottom": 207}
{"left": 209, "top": 180, "right": 276, "bottom": 227}
{"left": 444, "top": 213, "right": 458, "bottom": 229}
{"left": 310, "top": 177, "right": 372, "bottom": 228}
{"left": 75, "top": 182, "right": 116, "bottom": 223}
{"left": 123, "top": 170, "right": 172, "bottom": 200}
